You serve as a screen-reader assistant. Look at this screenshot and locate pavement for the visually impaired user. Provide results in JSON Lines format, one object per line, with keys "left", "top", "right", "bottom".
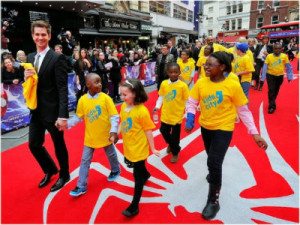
{"left": 1, "top": 84, "right": 157, "bottom": 152}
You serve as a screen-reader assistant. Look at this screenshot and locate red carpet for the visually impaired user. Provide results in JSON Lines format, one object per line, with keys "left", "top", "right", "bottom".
{"left": 1, "top": 66, "right": 299, "bottom": 223}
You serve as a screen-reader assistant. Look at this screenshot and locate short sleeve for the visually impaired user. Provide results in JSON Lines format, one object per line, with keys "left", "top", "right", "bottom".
{"left": 232, "top": 83, "right": 248, "bottom": 107}
{"left": 106, "top": 95, "right": 118, "bottom": 116}
{"left": 76, "top": 97, "right": 84, "bottom": 119}
{"left": 139, "top": 106, "right": 155, "bottom": 131}
{"left": 189, "top": 79, "right": 201, "bottom": 101}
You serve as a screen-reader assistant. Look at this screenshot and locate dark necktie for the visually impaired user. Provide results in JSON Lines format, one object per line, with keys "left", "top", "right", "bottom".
{"left": 34, "top": 54, "right": 40, "bottom": 73}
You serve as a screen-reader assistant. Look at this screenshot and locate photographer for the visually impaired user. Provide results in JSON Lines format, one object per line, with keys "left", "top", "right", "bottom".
{"left": 58, "top": 30, "right": 76, "bottom": 68}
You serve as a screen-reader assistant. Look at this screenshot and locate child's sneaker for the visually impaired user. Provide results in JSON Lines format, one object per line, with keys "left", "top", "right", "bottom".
{"left": 69, "top": 186, "right": 87, "bottom": 197}
{"left": 107, "top": 171, "right": 120, "bottom": 181}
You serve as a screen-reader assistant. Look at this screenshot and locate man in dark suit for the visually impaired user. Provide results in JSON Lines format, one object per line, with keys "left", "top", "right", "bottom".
{"left": 254, "top": 35, "right": 273, "bottom": 90}
{"left": 24, "top": 20, "right": 70, "bottom": 192}
{"left": 167, "top": 39, "right": 178, "bottom": 60}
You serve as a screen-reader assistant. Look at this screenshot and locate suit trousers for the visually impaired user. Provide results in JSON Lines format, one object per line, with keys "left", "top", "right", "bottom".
{"left": 29, "top": 115, "right": 69, "bottom": 178}
{"left": 266, "top": 73, "right": 284, "bottom": 110}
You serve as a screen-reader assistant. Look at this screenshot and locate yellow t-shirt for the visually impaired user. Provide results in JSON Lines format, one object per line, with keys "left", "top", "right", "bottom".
{"left": 120, "top": 103, "right": 155, "bottom": 162}
{"left": 226, "top": 72, "right": 240, "bottom": 83}
{"left": 229, "top": 47, "right": 254, "bottom": 70}
{"left": 177, "top": 58, "right": 195, "bottom": 84}
{"left": 196, "top": 56, "right": 208, "bottom": 78}
{"left": 76, "top": 93, "right": 118, "bottom": 148}
{"left": 233, "top": 54, "right": 255, "bottom": 83}
{"left": 265, "top": 53, "right": 289, "bottom": 76}
{"left": 190, "top": 77, "right": 248, "bottom": 131}
{"left": 159, "top": 79, "right": 189, "bottom": 125}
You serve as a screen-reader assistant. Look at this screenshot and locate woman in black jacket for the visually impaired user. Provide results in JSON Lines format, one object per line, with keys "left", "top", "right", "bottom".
{"left": 2, "top": 56, "right": 24, "bottom": 85}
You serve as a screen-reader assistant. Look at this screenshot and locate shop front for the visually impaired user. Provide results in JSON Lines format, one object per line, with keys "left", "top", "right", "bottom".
{"left": 217, "top": 30, "right": 249, "bottom": 44}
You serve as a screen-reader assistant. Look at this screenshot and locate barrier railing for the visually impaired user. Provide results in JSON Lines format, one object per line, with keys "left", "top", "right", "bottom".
{"left": 1, "top": 62, "right": 157, "bottom": 133}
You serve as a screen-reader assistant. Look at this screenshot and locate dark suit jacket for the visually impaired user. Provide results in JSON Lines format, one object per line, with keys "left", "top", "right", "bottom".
{"left": 170, "top": 47, "right": 178, "bottom": 60}
{"left": 254, "top": 44, "right": 273, "bottom": 59}
{"left": 27, "top": 49, "right": 69, "bottom": 122}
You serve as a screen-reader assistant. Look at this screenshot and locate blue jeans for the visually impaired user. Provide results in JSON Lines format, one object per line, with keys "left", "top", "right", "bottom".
{"left": 241, "top": 81, "right": 251, "bottom": 99}
{"left": 77, "top": 144, "right": 120, "bottom": 189}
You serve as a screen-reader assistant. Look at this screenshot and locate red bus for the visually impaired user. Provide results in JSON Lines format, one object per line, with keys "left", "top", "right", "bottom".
{"left": 257, "top": 21, "right": 299, "bottom": 40}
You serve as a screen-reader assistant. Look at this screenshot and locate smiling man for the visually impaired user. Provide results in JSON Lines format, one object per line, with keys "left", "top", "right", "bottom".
{"left": 24, "top": 20, "right": 70, "bottom": 192}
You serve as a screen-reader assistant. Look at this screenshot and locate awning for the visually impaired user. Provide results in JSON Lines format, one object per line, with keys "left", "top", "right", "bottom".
{"left": 79, "top": 29, "right": 141, "bottom": 37}
{"left": 162, "top": 27, "right": 198, "bottom": 35}
{"left": 219, "top": 36, "right": 239, "bottom": 43}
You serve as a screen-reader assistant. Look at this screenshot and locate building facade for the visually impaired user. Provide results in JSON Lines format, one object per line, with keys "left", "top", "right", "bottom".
{"left": 149, "top": 1, "right": 197, "bottom": 45}
{"left": 217, "top": 1, "right": 251, "bottom": 43}
{"left": 201, "top": 1, "right": 220, "bottom": 38}
{"left": 249, "top": 0, "right": 299, "bottom": 39}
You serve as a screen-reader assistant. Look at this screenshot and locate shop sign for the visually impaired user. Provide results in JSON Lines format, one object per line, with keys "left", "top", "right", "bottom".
{"left": 101, "top": 18, "right": 139, "bottom": 31}
{"left": 29, "top": 11, "right": 49, "bottom": 22}
{"left": 141, "top": 24, "right": 152, "bottom": 31}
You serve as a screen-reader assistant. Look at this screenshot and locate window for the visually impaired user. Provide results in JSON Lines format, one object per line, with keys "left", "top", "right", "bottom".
{"left": 272, "top": 15, "right": 279, "bottom": 24}
{"left": 83, "top": 16, "right": 95, "bottom": 28}
{"left": 238, "top": 3, "right": 243, "bottom": 12}
{"left": 273, "top": 0, "right": 280, "bottom": 7}
{"left": 256, "top": 17, "right": 264, "bottom": 28}
{"left": 232, "top": 4, "right": 237, "bottom": 13}
{"left": 237, "top": 18, "right": 242, "bottom": 29}
{"left": 208, "top": 18, "right": 213, "bottom": 27}
{"left": 224, "top": 20, "right": 229, "bottom": 31}
{"left": 208, "top": 7, "right": 214, "bottom": 13}
{"left": 149, "top": 1, "right": 171, "bottom": 16}
{"left": 231, "top": 19, "right": 236, "bottom": 30}
{"left": 258, "top": 1, "right": 264, "bottom": 9}
{"left": 227, "top": 5, "right": 231, "bottom": 15}
{"left": 173, "top": 4, "right": 187, "bottom": 20}
{"left": 188, "top": 10, "right": 193, "bottom": 22}
{"left": 208, "top": 30, "right": 213, "bottom": 36}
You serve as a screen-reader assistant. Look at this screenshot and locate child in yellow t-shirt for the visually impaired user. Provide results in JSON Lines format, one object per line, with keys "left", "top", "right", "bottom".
{"left": 185, "top": 51, "right": 268, "bottom": 220}
{"left": 119, "top": 78, "right": 160, "bottom": 217}
{"left": 65, "top": 73, "right": 120, "bottom": 197}
{"left": 233, "top": 42, "right": 255, "bottom": 99}
{"left": 154, "top": 62, "right": 189, "bottom": 163}
{"left": 177, "top": 49, "right": 195, "bottom": 89}
{"left": 260, "top": 43, "right": 293, "bottom": 114}
{"left": 196, "top": 45, "right": 214, "bottom": 79}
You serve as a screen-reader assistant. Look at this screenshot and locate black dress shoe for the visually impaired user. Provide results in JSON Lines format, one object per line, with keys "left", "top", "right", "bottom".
{"left": 50, "top": 176, "right": 70, "bottom": 192}
{"left": 38, "top": 172, "right": 57, "bottom": 188}
{"left": 122, "top": 208, "right": 139, "bottom": 217}
{"left": 268, "top": 108, "right": 275, "bottom": 114}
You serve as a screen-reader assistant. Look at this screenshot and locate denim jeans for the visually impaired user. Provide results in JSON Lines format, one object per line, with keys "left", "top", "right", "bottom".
{"left": 77, "top": 144, "right": 120, "bottom": 189}
{"left": 241, "top": 81, "right": 251, "bottom": 99}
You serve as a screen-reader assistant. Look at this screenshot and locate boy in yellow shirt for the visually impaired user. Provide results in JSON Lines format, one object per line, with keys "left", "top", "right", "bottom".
{"left": 64, "top": 73, "right": 120, "bottom": 197}
{"left": 177, "top": 49, "right": 195, "bottom": 89}
{"left": 233, "top": 42, "right": 255, "bottom": 99}
{"left": 154, "top": 62, "right": 189, "bottom": 163}
{"left": 261, "top": 43, "right": 293, "bottom": 114}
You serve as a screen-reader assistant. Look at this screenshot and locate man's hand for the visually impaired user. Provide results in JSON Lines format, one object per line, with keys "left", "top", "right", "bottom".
{"left": 55, "top": 118, "right": 68, "bottom": 131}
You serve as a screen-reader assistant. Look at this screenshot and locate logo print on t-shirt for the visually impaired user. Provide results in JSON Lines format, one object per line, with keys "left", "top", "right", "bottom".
{"left": 87, "top": 105, "right": 102, "bottom": 123}
{"left": 203, "top": 91, "right": 223, "bottom": 109}
{"left": 121, "top": 117, "right": 133, "bottom": 133}
{"left": 165, "top": 90, "right": 177, "bottom": 102}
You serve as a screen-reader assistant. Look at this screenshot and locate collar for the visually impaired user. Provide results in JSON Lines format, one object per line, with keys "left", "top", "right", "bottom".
{"left": 87, "top": 92, "right": 100, "bottom": 99}
{"left": 37, "top": 46, "right": 50, "bottom": 57}
{"left": 168, "top": 78, "right": 179, "bottom": 84}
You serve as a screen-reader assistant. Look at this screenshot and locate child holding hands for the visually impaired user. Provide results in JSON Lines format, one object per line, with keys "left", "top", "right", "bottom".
{"left": 62, "top": 73, "right": 121, "bottom": 197}
{"left": 119, "top": 78, "right": 160, "bottom": 217}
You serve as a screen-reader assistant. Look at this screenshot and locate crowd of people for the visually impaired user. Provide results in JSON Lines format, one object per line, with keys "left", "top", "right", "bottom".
{"left": 1, "top": 19, "right": 298, "bottom": 221}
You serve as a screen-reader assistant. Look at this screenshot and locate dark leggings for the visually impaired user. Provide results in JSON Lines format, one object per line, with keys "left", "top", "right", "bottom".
{"left": 131, "top": 160, "right": 150, "bottom": 209}
{"left": 201, "top": 127, "right": 233, "bottom": 186}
